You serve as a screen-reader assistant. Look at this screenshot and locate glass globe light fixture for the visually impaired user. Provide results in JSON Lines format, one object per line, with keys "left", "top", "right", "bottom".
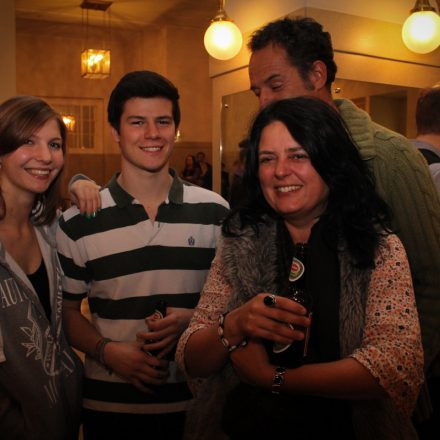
{"left": 402, "top": 0, "right": 440, "bottom": 54}
{"left": 204, "top": 0, "right": 242, "bottom": 60}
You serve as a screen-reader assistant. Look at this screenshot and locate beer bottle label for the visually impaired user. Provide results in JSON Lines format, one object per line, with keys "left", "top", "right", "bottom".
{"left": 289, "top": 257, "right": 305, "bottom": 282}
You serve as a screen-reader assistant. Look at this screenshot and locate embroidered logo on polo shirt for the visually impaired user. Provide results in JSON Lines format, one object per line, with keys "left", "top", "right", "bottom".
{"left": 188, "top": 236, "right": 195, "bottom": 246}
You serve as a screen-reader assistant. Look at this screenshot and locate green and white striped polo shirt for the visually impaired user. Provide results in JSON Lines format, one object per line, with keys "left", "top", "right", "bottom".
{"left": 57, "top": 171, "right": 229, "bottom": 415}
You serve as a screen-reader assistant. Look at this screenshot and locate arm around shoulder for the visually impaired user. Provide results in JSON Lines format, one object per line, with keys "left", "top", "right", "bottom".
{"left": 68, "top": 173, "right": 101, "bottom": 216}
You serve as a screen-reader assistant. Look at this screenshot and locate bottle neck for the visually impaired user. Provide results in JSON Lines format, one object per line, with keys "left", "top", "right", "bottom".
{"left": 295, "top": 242, "right": 308, "bottom": 262}
{"left": 289, "top": 243, "right": 307, "bottom": 284}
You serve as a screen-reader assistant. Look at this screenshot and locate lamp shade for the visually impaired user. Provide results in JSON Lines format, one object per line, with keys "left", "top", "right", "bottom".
{"left": 402, "top": 10, "right": 440, "bottom": 53}
{"left": 81, "top": 49, "right": 110, "bottom": 79}
{"left": 204, "top": 20, "right": 242, "bottom": 60}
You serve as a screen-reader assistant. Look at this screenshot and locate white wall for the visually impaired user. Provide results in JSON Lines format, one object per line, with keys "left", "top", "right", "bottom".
{"left": 226, "top": 0, "right": 417, "bottom": 31}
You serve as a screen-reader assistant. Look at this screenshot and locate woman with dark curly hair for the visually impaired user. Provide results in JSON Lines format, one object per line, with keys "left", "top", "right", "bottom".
{"left": 177, "top": 97, "right": 423, "bottom": 439}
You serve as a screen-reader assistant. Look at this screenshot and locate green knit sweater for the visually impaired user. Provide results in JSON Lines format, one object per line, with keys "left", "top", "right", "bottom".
{"left": 336, "top": 98, "right": 440, "bottom": 376}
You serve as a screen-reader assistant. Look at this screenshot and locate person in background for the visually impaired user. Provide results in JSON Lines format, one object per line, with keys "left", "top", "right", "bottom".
{"left": 411, "top": 85, "right": 440, "bottom": 438}
{"left": 246, "top": 16, "right": 440, "bottom": 425}
{"left": 220, "top": 162, "right": 230, "bottom": 200}
{"left": 196, "top": 151, "right": 212, "bottom": 190}
{"left": 177, "top": 97, "right": 424, "bottom": 439}
{"left": 0, "top": 95, "right": 83, "bottom": 439}
{"left": 57, "top": 71, "right": 229, "bottom": 439}
{"left": 412, "top": 86, "right": 440, "bottom": 193}
{"left": 229, "top": 140, "right": 248, "bottom": 209}
{"left": 180, "top": 154, "right": 202, "bottom": 185}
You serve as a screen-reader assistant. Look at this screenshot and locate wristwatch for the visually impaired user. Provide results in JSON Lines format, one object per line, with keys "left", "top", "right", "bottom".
{"left": 271, "top": 366, "right": 286, "bottom": 394}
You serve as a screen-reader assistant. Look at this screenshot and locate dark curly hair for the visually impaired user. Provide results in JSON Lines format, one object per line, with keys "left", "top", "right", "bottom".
{"left": 249, "top": 17, "right": 337, "bottom": 89}
{"left": 223, "top": 97, "right": 392, "bottom": 268}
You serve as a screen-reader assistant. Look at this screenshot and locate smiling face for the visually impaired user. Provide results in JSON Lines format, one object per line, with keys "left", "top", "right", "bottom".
{"left": 258, "top": 121, "right": 329, "bottom": 226}
{"left": 112, "top": 96, "right": 176, "bottom": 176}
{"left": 0, "top": 117, "right": 64, "bottom": 200}
{"left": 249, "top": 44, "right": 317, "bottom": 109}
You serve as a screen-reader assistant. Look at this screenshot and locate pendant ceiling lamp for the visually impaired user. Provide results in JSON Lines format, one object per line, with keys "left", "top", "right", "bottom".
{"left": 402, "top": 0, "right": 440, "bottom": 54}
{"left": 204, "top": 0, "right": 242, "bottom": 60}
{"left": 80, "top": 0, "right": 112, "bottom": 79}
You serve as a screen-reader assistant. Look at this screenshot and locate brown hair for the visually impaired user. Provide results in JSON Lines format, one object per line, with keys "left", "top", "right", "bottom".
{"left": 416, "top": 86, "right": 440, "bottom": 135}
{"left": 0, "top": 95, "right": 66, "bottom": 225}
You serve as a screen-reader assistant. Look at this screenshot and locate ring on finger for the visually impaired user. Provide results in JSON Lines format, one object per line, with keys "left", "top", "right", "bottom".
{"left": 263, "top": 294, "right": 276, "bottom": 307}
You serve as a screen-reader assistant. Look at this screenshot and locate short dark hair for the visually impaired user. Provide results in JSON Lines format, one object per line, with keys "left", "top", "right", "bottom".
{"left": 108, "top": 70, "right": 180, "bottom": 132}
{"left": 0, "top": 95, "right": 66, "bottom": 225}
{"left": 416, "top": 86, "right": 440, "bottom": 135}
{"left": 223, "top": 97, "right": 391, "bottom": 268}
{"left": 248, "top": 17, "right": 337, "bottom": 88}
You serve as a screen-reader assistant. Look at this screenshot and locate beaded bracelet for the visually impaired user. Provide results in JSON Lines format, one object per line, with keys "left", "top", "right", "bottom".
{"left": 95, "top": 337, "right": 113, "bottom": 374}
{"left": 218, "top": 313, "right": 248, "bottom": 352}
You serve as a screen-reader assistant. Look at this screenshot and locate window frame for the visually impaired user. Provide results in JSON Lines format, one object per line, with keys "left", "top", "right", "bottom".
{"left": 41, "top": 96, "right": 104, "bottom": 154}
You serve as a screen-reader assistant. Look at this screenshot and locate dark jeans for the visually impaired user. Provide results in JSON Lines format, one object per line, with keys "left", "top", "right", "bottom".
{"left": 82, "top": 408, "right": 186, "bottom": 440}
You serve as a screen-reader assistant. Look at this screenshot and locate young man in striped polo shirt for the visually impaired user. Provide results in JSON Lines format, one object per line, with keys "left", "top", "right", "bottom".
{"left": 57, "top": 71, "right": 229, "bottom": 439}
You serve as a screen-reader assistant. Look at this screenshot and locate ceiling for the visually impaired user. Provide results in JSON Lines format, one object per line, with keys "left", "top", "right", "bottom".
{"left": 15, "top": 0, "right": 220, "bottom": 29}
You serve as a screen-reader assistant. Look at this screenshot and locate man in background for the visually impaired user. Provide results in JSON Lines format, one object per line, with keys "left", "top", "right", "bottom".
{"left": 196, "top": 151, "right": 213, "bottom": 189}
{"left": 412, "top": 86, "right": 440, "bottom": 193}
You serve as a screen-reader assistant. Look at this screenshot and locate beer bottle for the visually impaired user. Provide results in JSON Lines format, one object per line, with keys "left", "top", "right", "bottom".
{"left": 270, "top": 243, "right": 313, "bottom": 368}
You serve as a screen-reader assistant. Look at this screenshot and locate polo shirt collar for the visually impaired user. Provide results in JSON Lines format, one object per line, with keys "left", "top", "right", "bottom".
{"left": 106, "top": 169, "right": 184, "bottom": 208}
{"left": 167, "top": 168, "right": 184, "bottom": 205}
{"left": 106, "top": 173, "right": 133, "bottom": 208}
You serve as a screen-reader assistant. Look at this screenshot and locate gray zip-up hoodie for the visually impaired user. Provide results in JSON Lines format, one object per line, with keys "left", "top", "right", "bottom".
{"left": 0, "top": 223, "right": 83, "bottom": 440}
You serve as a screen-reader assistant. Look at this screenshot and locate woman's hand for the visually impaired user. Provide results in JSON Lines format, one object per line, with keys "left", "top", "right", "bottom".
{"left": 69, "top": 179, "right": 101, "bottom": 216}
{"left": 225, "top": 293, "right": 310, "bottom": 347}
{"left": 230, "top": 339, "right": 273, "bottom": 389}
